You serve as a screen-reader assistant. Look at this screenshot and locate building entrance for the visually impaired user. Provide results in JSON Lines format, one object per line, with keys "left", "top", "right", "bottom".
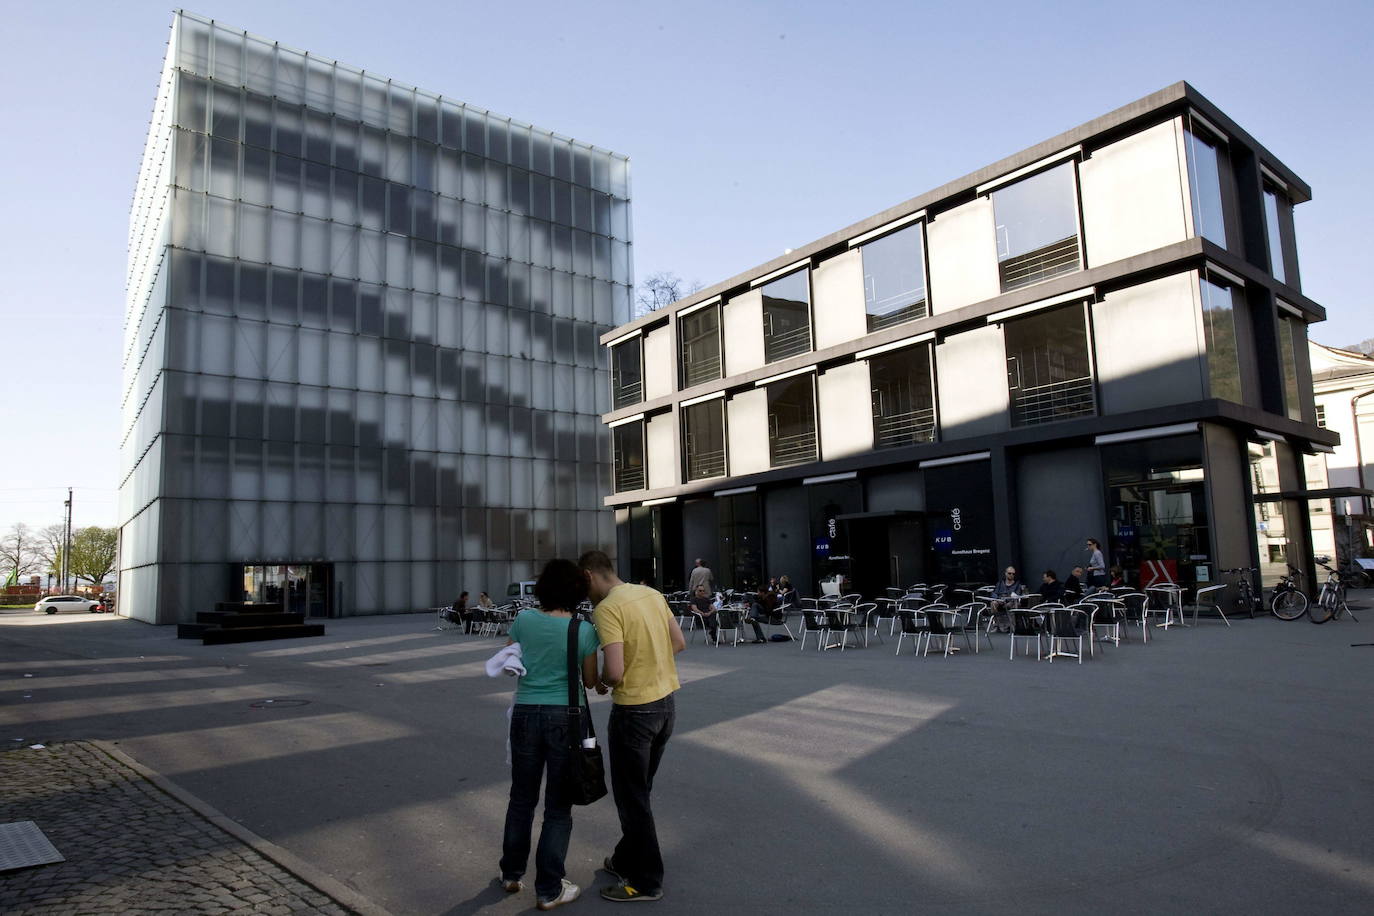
{"left": 238, "top": 564, "right": 333, "bottom": 618}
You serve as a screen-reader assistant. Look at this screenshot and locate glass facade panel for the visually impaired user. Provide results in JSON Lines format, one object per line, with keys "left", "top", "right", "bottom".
{"left": 992, "top": 163, "right": 1081, "bottom": 292}
{"left": 683, "top": 398, "right": 727, "bottom": 481}
{"left": 1263, "top": 187, "right": 1288, "bottom": 285}
{"left": 1003, "top": 303, "right": 1096, "bottom": 427}
{"left": 766, "top": 374, "right": 818, "bottom": 467}
{"left": 869, "top": 345, "right": 936, "bottom": 448}
{"left": 679, "top": 303, "right": 722, "bottom": 388}
{"left": 1278, "top": 316, "right": 1302, "bottom": 421}
{"left": 612, "top": 420, "right": 645, "bottom": 492}
{"left": 861, "top": 223, "right": 927, "bottom": 331}
{"left": 119, "top": 11, "right": 632, "bottom": 622}
{"left": 1199, "top": 274, "right": 1242, "bottom": 403}
{"left": 1103, "top": 435, "right": 1211, "bottom": 591}
{"left": 761, "top": 270, "right": 812, "bottom": 363}
{"left": 1185, "top": 123, "right": 1228, "bottom": 247}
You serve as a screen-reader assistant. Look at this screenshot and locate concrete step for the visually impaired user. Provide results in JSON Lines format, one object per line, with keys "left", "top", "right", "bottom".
{"left": 214, "top": 601, "right": 283, "bottom": 615}
{"left": 196, "top": 610, "right": 306, "bottom": 627}
{"left": 201, "top": 624, "right": 326, "bottom": 645}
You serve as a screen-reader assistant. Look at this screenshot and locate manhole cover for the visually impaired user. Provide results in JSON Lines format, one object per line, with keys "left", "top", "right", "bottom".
{"left": 0, "top": 821, "right": 65, "bottom": 872}
{"left": 249, "top": 699, "right": 311, "bottom": 709}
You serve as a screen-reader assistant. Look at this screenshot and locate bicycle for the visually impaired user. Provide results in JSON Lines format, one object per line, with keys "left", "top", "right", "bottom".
{"left": 1309, "top": 556, "right": 1361, "bottom": 625}
{"left": 1269, "top": 566, "right": 1309, "bottom": 621}
{"left": 1221, "top": 567, "right": 1261, "bottom": 618}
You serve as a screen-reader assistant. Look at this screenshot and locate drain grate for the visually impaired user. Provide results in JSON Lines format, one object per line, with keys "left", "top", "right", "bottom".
{"left": 0, "top": 821, "right": 65, "bottom": 872}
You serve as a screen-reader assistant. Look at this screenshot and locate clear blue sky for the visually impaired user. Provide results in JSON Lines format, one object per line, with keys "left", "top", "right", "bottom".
{"left": 1, "top": 0, "right": 1370, "bottom": 531}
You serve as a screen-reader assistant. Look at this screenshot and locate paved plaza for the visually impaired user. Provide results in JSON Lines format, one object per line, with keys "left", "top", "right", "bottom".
{"left": 2, "top": 605, "right": 1372, "bottom": 914}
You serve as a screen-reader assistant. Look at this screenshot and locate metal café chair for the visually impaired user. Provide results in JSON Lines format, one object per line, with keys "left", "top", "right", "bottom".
{"left": 1046, "top": 607, "right": 1088, "bottom": 664}
{"left": 894, "top": 609, "right": 930, "bottom": 656}
{"left": 1146, "top": 584, "right": 1186, "bottom": 629}
{"left": 1116, "top": 592, "right": 1150, "bottom": 643}
{"left": 1083, "top": 594, "right": 1125, "bottom": 650}
{"left": 953, "top": 601, "right": 995, "bottom": 654}
{"left": 1009, "top": 609, "right": 1045, "bottom": 660}
{"left": 798, "top": 610, "right": 830, "bottom": 651}
{"left": 1191, "top": 584, "right": 1231, "bottom": 627}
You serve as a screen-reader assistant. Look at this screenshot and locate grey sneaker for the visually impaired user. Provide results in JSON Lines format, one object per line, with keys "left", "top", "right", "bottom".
{"left": 537, "top": 878, "right": 580, "bottom": 910}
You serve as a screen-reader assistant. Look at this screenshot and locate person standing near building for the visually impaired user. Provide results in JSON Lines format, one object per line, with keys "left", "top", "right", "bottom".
{"left": 1086, "top": 538, "right": 1107, "bottom": 589}
{"left": 579, "top": 550, "right": 686, "bottom": 903}
{"left": 686, "top": 558, "right": 714, "bottom": 597}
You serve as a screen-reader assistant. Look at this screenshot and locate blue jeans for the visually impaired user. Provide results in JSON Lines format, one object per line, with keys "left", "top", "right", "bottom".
{"left": 500, "top": 704, "right": 581, "bottom": 898}
{"left": 608, "top": 693, "right": 675, "bottom": 893}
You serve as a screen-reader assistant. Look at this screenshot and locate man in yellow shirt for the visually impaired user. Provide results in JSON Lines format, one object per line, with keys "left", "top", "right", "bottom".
{"left": 579, "top": 550, "right": 685, "bottom": 903}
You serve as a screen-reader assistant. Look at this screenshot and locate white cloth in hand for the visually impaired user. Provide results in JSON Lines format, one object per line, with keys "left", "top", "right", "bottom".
{"left": 485, "top": 643, "right": 526, "bottom": 678}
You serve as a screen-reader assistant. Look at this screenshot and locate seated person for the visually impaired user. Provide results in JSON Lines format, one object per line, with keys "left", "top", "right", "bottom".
{"left": 477, "top": 591, "right": 495, "bottom": 610}
{"left": 1108, "top": 566, "right": 1125, "bottom": 589}
{"left": 1039, "top": 569, "right": 1064, "bottom": 603}
{"left": 989, "top": 567, "right": 1026, "bottom": 633}
{"left": 448, "top": 591, "right": 471, "bottom": 631}
{"left": 775, "top": 575, "right": 799, "bottom": 609}
{"left": 1063, "top": 567, "right": 1085, "bottom": 600}
{"left": 689, "top": 585, "right": 718, "bottom": 643}
{"left": 745, "top": 586, "right": 778, "bottom": 643}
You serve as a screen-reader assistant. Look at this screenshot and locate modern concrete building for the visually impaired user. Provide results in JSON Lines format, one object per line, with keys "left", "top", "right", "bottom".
{"left": 120, "top": 11, "right": 632, "bottom": 623}
{"left": 1303, "top": 341, "right": 1374, "bottom": 568}
{"left": 599, "top": 82, "right": 1335, "bottom": 599}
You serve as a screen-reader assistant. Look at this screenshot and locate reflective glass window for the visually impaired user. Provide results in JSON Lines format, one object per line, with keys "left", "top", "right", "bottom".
{"left": 610, "top": 337, "right": 642, "bottom": 409}
{"left": 761, "top": 270, "right": 811, "bottom": 363}
{"left": 679, "top": 303, "right": 722, "bottom": 388}
{"left": 683, "top": 398, "right": 727, "bottom": 481}
{"left": 1263, "top": 186, "right": 1288, "bottom": 285}
{"left": 992, "top": 162, "right": 1082, "bottom": 293}
{"left": 1003, "top": 303, "right": 1095, "bottom": 427}
{"left": 1185, "top": 122, "right": 1228, "bottom": 247}
{"left": 612, "top": 420, "right": 645, "bottom": 492}
{"left": 861, "top": 223, "right": 927, "bottom": 331}
{"left": 1199, "top": 274, "right": 1242, "bottom": 403}
{"left": 869, "top": 345, "right": 936, "bottom": 448}
{"left": 1278, "top": 316, "right": 1302, "bottom": 421}
{"left": 766, "top": 374, "right": 817, "bottom": 467}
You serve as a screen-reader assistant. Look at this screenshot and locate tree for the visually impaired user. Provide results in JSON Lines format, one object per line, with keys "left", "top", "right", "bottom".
{"left": 0, "top": 523, "right": 40, "bottom": 583}
{"left": 635, "top": 272, "right": 703, "bottom": 319}
{"left": 69, "top": 527, "right": 118, "bottom": 588}
{"left": 33, "top": 523, "right": 66, "bottom": 581}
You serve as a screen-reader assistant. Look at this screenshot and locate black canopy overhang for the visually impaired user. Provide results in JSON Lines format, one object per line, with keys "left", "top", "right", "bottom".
{"left": 1251, "top": 486, "right": 1374, "bottom": 504}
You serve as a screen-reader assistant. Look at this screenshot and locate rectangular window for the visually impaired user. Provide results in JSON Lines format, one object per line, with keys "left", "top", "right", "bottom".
{"left": 1263, "top": 186, "right": 1289, "bottom": 285}
{"left": 761, "top": 269, "right": 812, "bottom": 363}
{"left": 609, "top": 337, "right": 642, "bottom": 409}
{"left": 1185, "top": 120, "right": 1228, "bottom": 247}
{"left": 679, "top": 303, "right": 722, "bottom": 388}
{"left": 869, "top": 345, "right": 936, "bottom": 448}
{"left": 1278, "top": 316, "right": 1302, "bottom": 421}
{"left": 1315, "top": 404, "right": 1326, "bottom": 428}
{"left": 683, "top": 398, "right": 727, "bottom": 481}
{"left": 766, "top": 374, "right": 817, "bottom": 467}
{"left": 1003, "top": 303, "right": 1096, "bottom": 427}
{"left": 612, "top": 420, "right": 645, "bottom": 491}
{"left": 861, "top": 223, "right": 928, "bottom": 332}
{"left": 1199, "top": 273, "right": 1243, "bottom": 403}
{"left": 992, "top": 162, "right": 1082, "bottom": 293}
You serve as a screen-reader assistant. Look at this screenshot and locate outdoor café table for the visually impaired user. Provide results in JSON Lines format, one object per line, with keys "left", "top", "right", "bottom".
{"left": 1145, "top": 585, "right": 1187, "bottom": 629}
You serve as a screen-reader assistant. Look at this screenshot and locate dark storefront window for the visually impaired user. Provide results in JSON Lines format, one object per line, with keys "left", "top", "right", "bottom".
{"left": 861, "top": 222, "right": 928, "bottom": 332}
{"left": 808, "top": 480, "right": 863, "bottom": 596}
{"left": 870, "top": 344, "right": 936, "bottom": 448}
{"left": 992, "top": 162, "right": 1082, "bottom": 293}
{"left": 679, "top": 303, "right": 722, "bottom": 388}
{"left": 610, "top": 337, "right": 643, "bottom": 410}
{"left": 718, "top": 493, "right": 762, "bottom": 590}
{"left": 624, "top": 504, "right": 683, "bottom": 591}
{"left": 1199, "top": 273, "right": 1242, "bottom": 403}
{"left": 682, "top": 397, "right": 727, "bottom": 481}
{"left": 766, "top": 373, "right": 818, "bottom": 467}
{"left": 1003, "top": 303, "right": 1096, "bottom": 427}
{"left": 612, "top": 420, "right": 645, "bottom": 491}
{"left": 761, "top": 269, "right": 812, "bottom": 363}
{"left": 239, "top": 563, "right": 333, "bottom": 617}
{"left": 1102, "top": 434, "right": 1211, "bottom": 590}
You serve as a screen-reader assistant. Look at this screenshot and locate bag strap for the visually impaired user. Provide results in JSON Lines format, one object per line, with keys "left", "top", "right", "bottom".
{"left": 565, "top": 618, "right": 597, "bottom": 738}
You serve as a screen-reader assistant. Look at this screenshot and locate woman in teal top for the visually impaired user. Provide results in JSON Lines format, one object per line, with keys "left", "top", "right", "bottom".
{"left": 498, "top": 559, "right": 601, "bottom": 910}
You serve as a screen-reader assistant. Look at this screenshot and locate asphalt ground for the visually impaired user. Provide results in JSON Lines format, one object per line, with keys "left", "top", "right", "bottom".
{"left": 2, "top": 603, "right": 1372, "bottom": 915}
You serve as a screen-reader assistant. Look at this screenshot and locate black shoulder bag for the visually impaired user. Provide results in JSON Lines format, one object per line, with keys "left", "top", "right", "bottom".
{"left": 565, "top": 618, "right": 608, "bottom": 805}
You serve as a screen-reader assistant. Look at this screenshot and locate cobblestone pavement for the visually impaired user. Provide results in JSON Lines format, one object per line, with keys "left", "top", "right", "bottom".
{"left": 0, "top": 742, "right": 352, "bottom": 915}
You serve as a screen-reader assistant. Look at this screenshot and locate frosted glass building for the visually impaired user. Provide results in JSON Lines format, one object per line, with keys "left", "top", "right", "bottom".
{"left": 120, "top": 11, "right": 632, "bottom": 623}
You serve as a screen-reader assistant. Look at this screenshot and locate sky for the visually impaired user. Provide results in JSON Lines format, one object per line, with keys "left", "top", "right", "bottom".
{"left": 1, "top": 0, "right": 1370, "bottom": 532}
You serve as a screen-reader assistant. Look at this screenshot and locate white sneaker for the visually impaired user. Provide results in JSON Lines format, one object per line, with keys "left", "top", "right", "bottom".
{"left": 537, "top": 878, "right": 581, "bottom": 910}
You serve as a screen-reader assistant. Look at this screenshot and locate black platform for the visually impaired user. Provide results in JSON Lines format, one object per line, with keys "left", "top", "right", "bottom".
{"left": 176, "top": 602, "right": 326, "bottom": 645}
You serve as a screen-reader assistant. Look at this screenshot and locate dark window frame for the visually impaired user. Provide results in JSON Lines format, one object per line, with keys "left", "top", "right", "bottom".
{"left": 609, "top": 335, "right": 643, "bottom": 410}
{"left": 760, "top": 268, "right": 813, "bottom": 364}
{"left": 868, "top": 343, "right": 938, "bottom": 449}
{"left": 1001, "top": 300, "right": 1098, "bottom": 428}
{"left": 611, "top": 418, "right": 646, "bottom": 492}
{"left": 679, "top": 301, "right": 723, "bottom": 389}
{"left": 681, "top": 396, "right": 729, "bottom": 482}
{"left": 860, "top": 221, "right": 931, "bottom": 333}
{"left": 765, "top": 372, "right": 819, "bottom": 468}
{"left": 990, "top": 160, "right": 1085, "bottom": 294}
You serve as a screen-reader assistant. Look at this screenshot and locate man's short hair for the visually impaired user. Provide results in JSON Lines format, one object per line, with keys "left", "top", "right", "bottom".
{"left": 578, "top": 550, "right": 615, "bottom": 575}
{"left": 1043, "top": 570, "right": 1057, "bottom": 580}
{"left": 695, "top": 557, "right": 704, "bottom": 566}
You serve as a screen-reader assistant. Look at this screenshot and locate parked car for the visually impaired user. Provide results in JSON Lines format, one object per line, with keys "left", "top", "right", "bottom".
{"left": 35, "top": 595, "right": 103, "bottom": 615}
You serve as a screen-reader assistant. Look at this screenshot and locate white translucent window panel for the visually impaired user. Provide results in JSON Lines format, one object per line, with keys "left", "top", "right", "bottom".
{"left": 462, "top": 201, "right": 485, "bottom": 251}
{"left": 264, "top": 443, "right": 294, "bottom": 501}
{"left": 461, "top": 402, "right": 484, "bottom": 453}
{"left": 265, "top": 324, "right": 297, "bottom": 383}
{"left": 297, "top": 446, "right": 326, "bottom": 502}
{"left": 172, "top": 190, "right": 206, "bottom": 251}
{"left": 411, "top": 398, "right": 437, "bottom": 451}
{"left": 325, "top": 504, "right": 354, "bottom": 559}
{"left": 553, "top": 365, "right": 575, "bottom": 413}
{"left": 294, "top": 501, "right": 325, "bottom": 555}
{"left": 413, "top": 240, "right": 437, "bottom": 293}
{"left": 530, "top": 223, "right": 551, "bottom": 270}
{"left": 386, "top": 234, "right": 409, "bottom": 288}
{"left": 298, "top": 328, "right": 326, "bottom": 387}
{"left": 486, "top": 405, "right": 510, "bottom": 456}
{"left": 270, "top": 210, "right": 300, "bottom": 266}
{"left": 174, "top": 131, "right": 207, "bottom": 192}
{"left": 242, "top": 148, "right": 271, "bottom": 206}
{"left": 211, "top": 24, "right": 243, "bottom": 85}
{"left": 229, "top": 439, "right": 262, "bottom": 499}
{"left": 384, "top": 341, "right": 411, "bottom": 395}
{"left": 356, "top": 337, "right": 382, "bottom": 391}
{"left": 239, "top": 204, "right": 269, "bottom": 264}
{"left": 530, "top": 361, "right": 552, "bottom": 411}
{"left": 359, "top": 230, "right": 384, "bottom": 282}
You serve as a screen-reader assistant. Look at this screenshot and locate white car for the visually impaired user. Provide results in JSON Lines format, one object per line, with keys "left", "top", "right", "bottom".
{"left": 35, "top": 595, "right": 104, "bottom": 615}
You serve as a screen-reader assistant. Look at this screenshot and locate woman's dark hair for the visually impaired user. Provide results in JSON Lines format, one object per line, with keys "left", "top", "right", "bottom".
{"left": 1087, "top": 538, "right": 1101, "bottom": 550}
{"left": 535, "top": 558, "right": 589, "bottom": 612}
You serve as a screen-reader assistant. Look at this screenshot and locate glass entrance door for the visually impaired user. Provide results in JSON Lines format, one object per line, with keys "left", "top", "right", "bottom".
{"left": 240, "top": 563, "right": 333, "bottom": 617}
